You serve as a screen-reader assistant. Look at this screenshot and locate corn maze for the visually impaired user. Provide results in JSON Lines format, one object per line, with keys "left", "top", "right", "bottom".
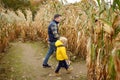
{"left": 0, "top": 0, "right": 120, "bottom": 80}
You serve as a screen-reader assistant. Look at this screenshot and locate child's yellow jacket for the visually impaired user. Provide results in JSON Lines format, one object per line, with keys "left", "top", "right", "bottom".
{"left": 55, "top": 40, "right": 68, "bottom": 61}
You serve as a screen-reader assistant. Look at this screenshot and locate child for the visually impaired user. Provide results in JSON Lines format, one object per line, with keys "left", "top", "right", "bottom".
{"left": 55, "top": 37, "right": 71, "bottom": 76}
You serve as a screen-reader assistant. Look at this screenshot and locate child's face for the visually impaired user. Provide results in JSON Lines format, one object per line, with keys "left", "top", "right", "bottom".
{"left": 59, "top": 37, "right": 68, "bottom": 46}
{"left": 62, "top": 40, "right": 68, "bottom": 46}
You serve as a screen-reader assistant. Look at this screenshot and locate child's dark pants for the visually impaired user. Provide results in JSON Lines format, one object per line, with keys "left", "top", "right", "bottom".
{"left": 55, "top": 60, "right": 69, "bottom": 73}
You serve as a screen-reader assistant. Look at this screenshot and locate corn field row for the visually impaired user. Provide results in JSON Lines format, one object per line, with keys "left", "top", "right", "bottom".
{"left": 0, "top": 0, "right": 120, "bottom": 79}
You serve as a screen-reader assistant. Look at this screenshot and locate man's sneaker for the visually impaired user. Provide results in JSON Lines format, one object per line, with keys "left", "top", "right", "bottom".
{"left": 43, "top": 64, "right": 51, "bottom": 68}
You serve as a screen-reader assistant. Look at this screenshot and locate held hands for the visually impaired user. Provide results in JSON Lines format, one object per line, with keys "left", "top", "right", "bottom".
{"left": 66, "top": 60, "right": 71, "bottom": 66}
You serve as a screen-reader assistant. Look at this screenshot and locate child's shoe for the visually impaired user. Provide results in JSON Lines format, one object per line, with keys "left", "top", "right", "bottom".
{"left": 49, "top": 73, "right": 61, "bottom": 77}
{"left": 66, "top": 68, "right": 72, "bottom": 74}
{"left": 55, "top": 73, "right": 61, "bottom": 76}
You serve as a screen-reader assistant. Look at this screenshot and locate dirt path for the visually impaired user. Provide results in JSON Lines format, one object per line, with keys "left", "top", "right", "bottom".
{"left": 0, "top": 41, "right": 87, "bottom": 80}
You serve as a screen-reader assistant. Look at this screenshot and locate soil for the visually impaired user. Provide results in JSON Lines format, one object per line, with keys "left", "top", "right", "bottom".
{"left": 0, "top": 41, "right": 87, "bottom": 80}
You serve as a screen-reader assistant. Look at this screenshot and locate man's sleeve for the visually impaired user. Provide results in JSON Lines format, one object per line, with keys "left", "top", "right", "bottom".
{"left": 51, "top": 24, "right": 60, "bottom": 39}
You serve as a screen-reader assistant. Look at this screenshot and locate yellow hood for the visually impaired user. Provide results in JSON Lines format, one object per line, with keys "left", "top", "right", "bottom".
{"left": 55, "top": 40, "right": 63, "bottom": 47}
{"left": 55, "top": 40, "right": 68, "bottom": 60}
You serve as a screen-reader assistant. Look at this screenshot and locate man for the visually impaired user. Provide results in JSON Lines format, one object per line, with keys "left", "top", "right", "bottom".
{"left": 43, "top": 14, "right": 62, "bottom": 68}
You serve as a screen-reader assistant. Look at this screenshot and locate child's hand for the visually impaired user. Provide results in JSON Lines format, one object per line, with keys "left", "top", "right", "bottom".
{"left": 66, "top": 60, "right": 71, "bottom": 66}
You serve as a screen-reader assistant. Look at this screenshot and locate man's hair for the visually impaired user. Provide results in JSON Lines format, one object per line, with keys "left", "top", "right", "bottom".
{"left": 54, "top": 14, "right": 61, "bottom": 19}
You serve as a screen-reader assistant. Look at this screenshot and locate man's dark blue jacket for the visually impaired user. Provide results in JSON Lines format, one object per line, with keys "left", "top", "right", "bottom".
{"left": 48, "top": 20, "right": 60, "bottom": 42}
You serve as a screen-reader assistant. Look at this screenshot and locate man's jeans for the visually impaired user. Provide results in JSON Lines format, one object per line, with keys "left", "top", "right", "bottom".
{"left": 43, "top": 42, "right": 56, "bottom": 65}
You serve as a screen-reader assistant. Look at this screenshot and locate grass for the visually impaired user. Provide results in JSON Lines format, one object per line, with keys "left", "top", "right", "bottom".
{"left": 0, "top": 43, "right": 24, "bottom": 80}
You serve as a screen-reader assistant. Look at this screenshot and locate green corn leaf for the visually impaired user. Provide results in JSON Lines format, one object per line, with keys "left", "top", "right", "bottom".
{"left": 112, "top": 0, "right": 120, "bottom": 10}
{"left": 97, "top": 0, "right": 101, "bottom": 7}
{"left": 99, "top": 18, "right": 112, "bottom": 26}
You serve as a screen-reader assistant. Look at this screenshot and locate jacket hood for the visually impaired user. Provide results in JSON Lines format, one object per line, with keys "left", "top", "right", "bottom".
{"left": 55, "top": 40, "right": 63, "bottom": 47}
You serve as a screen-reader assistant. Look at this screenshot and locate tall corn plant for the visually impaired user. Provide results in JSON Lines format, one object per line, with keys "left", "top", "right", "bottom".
{"left": 85, "top": 0, "right": 120, "bottom": 79}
